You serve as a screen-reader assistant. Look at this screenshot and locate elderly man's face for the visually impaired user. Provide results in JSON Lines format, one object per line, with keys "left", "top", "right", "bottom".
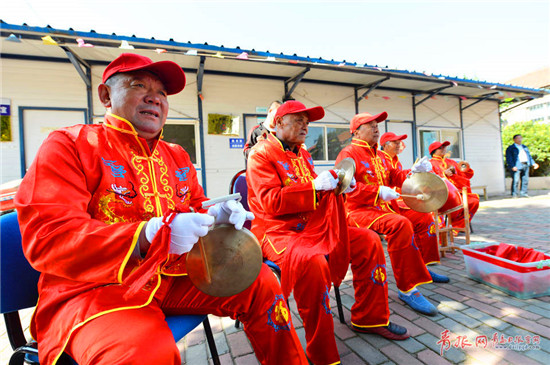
{"left": 434, "top": 146, "right": 447, "bottom": 157}
{"left": 355, "top": 120, "right": 379, "bottom": 146}
{"left": 100, "top": 70, "right": 168, "bottom": 141}
{"left": 383, "top": 140, "right": 401, "bottom": 157}
{"left": 275, "top": 112, "right": 309, "bottom": 147}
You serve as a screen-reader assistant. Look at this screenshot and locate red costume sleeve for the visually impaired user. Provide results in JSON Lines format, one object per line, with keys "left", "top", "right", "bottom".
{"left": 335, "top": 148, "right": 379, "bottom": 206}
{"left": 15, "top": 131, "right": 141, "bottom": 284}
{"left": 458, "top": 167, "right": 474, "bottom": 180}
{"left": 387, "top": 166, "right": 409, "bottom": 188}
{"left": 247, "top": 144, "right": 317, "bottom": 215}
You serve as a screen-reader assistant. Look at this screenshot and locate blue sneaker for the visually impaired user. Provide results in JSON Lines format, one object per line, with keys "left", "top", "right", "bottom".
{"left": 428, "top": 269, "right": 450, "bottom": 283}
{"left": 398, "top": 291, "right": 438, "bottom": 316}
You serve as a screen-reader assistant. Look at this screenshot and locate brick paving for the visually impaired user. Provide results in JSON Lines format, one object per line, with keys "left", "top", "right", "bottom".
{"left": 2, "top": 192, "right": 549, "bottom": 364}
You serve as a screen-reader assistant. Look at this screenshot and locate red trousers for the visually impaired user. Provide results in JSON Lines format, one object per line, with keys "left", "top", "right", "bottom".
{"left": 400, "top": 209, "right": 440, "bottom": 265}
{"left": 65, "top": 265, "right": 307, "bottom": 365}
{"left": 348, "top": 210, "right": 432, "bottom": 292}
{"left": 263, "top": 227, "right": 389, "bottom": 365}
{"left": 450, "top": 193, "right": 479, "bottom": 229}
{"left": 347, "top": 227, "right": 390, "bottom": 329}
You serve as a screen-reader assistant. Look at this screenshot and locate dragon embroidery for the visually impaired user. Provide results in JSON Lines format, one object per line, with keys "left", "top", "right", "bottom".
{"left": 107, "top": 182, "right": 137, "bottom": 206}
{"left": 175, "top": 184, "right": 191, "bottom": 205}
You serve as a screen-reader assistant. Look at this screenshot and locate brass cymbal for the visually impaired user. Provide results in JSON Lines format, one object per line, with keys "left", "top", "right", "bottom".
{"left": 401, "top": 172, "right": 448, "bottom": 213}
{"left": 186, "top": 225, "right": 263, "bottom": 297}
{"left": 334, "top": 158, "right": 356, "bottom": 195}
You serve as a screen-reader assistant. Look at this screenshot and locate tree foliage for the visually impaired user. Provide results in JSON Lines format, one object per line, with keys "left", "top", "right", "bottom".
{"left": 502, "top": 121, "right": 550, "bottom": 176}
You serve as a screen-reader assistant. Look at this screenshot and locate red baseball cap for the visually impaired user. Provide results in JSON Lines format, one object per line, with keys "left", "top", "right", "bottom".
{"left": 102, "top": 53, "right": 186, "bottom": 95}
{"left": 380, "top": 132, "right": 407, "bottom": 146}
{"left": 274, "top": 100, "right": 325, "bottom": 122}
{"left": 429, "top": 140, "right": 450, "bottom": 154}
{"left": 349, "top": 112, "right": 388, "bottom": 133}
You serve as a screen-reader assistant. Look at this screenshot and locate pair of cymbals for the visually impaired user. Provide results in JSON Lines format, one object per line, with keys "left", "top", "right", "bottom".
{"left": 401, "top": 173, "right": 449, "bottom": 213}
{"left": 334, "top": 158, "right": 356, "bottom": 195}
{"left": 187, "top": 224, "right": 262, "bottom": 297}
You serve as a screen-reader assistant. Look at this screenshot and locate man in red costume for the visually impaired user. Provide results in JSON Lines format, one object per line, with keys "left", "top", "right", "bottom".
{"left": 15, "top": 53, "right": 308, "bottom": 365}
{"left": 379, "top": 132, "right": 444, "bottom": 270}
{"left": 336, "top": 113, "right": 448, "bottom": 317}
{"left": 247, "top": 101, "right": 409, "bottom": 365}
{"left": 428, "top": 141, "right": 479, "bottom": 228}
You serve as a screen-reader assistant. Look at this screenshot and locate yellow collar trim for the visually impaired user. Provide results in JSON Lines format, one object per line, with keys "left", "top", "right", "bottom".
{"left": 351, "top": 138, "right": 378, "bottom": 150}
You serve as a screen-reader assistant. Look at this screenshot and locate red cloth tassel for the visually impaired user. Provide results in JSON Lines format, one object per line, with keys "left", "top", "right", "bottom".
{"left": 123, "top": 210, "right": 178, "bottom": 300}
{"left": 280, "top": 192, "right": 350, "bottom": 298}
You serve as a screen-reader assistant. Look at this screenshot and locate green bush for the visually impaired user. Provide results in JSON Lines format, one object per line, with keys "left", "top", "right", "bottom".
{"left": 502, "top": 121, "right": 550, "bottom": 177}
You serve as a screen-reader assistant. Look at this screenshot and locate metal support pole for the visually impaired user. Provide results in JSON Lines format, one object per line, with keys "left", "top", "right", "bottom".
{"left": 461, "top": 92, "right": 499, "bottom": 111}
{"left": 414, "top": 85, "right": 452, "bottom": 107}
{"left": 85, "top": 67, "right": 93, "bottom": 124}
{"left": 61, "top": 46, "right": 93, "bottom": 124}
{"left": 61, "top": 46, "right": 91, "bottom": 88}
{"left": 284, "top": 67, "right": 310, "bottom": 100}
{"left": 354, "top": 88, "right": 359, "bottom": 114}
{"left": 355, "top": 76, "right": 390, "bottom": 104}
{"left": 412, "top": 95, "right": 418, "bottom": 159}
{"left": 459, "top": 98, "right": 466, "bottom": 160}
{"left": 197, "top": 56, "right": 207, "bottom": 191}
{"left": 499, "top": 99, "right": 532, "bottom": 114}
{"left": 497, "top": 102, "right": 507, "bottom": 194}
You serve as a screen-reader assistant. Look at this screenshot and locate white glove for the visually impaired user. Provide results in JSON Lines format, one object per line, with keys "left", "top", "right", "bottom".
{"left": 379, "top": 186, "right": 400, "bottom": 201}
{"left": 344, "top": 177, "right": 357, "bottom": 194}
{"left": 145, "top": 213, "right": 215, "bottom": 255}
{"left": 313, "top": 170, "right": 339, "bottom": 191}
{"left": 207, "top": 200, "right": 254, "bottom": 230}
{"left": 411, "top": 156, "right": 433, "bottom": 173}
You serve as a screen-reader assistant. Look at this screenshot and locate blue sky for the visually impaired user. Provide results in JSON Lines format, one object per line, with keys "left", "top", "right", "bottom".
{"left": 3, "top": 0, "right": 548, "bottom": 84}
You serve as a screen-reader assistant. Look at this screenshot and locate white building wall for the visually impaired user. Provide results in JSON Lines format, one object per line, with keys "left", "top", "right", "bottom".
{"left": 293, "top": 82, "right": 355, "bottom": 126}
{"left": 0, "top": 58, "right": 507, "bottom": 195}
{"left": 501, "top": 94, "right": 550, "bottom": 125}
{"left": 462, "top": 100, "right": 505, "bottom": 194}
{"left": 416, "top": 96, "right": 461, "bottom": 129}
{"left": 359, "top": 90, "right": 414, "bottom": 121}
{"left": 201, "top": 74, "right": 284, "bottom": 197}
{"left": 1, "top": 59, "right": 87, "bottom": 183}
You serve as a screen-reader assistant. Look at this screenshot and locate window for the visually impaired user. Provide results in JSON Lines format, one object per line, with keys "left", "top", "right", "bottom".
{"left": 419, "top": 128, "right": 462, "bottom": 159}
{"left": 305, "top": 126, "right": 325, "bottom": 161}
{"left": 527, "top": 104, "right": 544, "bottom": 111}
{"left": 305, "top": 124, "right": 351, "bottom": 161}
{"left": 162, "top": 121, "right": 199, "bottom": 164}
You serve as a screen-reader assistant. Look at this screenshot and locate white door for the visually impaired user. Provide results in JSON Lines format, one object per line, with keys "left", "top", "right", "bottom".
{"left": 23, "top": 109, "right": 86, "bottom": 172}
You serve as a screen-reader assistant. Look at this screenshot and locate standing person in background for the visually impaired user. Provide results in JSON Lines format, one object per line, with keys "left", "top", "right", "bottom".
{"left": 506, "top": 134, "right": 539, "bottom": 198}
{"left": 243, "top": 100, "right": 282, "bottom": 161}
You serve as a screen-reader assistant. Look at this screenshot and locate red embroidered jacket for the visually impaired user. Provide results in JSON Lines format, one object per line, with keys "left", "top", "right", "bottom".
{"left": 430, "top": 156, "right": 474, "bottom": 193}
{"left": 15, "top": 113, "right": 206, "bottom": 364}
{"left": 246, "top": 134, "right": 318, "bottom": 254}
{"left": 335, "top": 138, "right": 408, "bottom": 226}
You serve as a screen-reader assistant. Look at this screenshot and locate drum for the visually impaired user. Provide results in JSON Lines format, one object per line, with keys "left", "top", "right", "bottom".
{"left": 439, "top": 179, "right": 463, "bottom": 214}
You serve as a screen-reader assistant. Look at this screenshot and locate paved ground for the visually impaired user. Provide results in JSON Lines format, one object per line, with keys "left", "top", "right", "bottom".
{"left": 2, "top": 191, "right": 549, "bottom": 364}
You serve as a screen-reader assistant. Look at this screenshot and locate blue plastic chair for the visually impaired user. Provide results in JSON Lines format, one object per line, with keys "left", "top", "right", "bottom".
{"left": 229, "top": 170, "right": 346, "bottom": 325}
{"left": 0, "top": 212, "right": 220, "bottom": 365}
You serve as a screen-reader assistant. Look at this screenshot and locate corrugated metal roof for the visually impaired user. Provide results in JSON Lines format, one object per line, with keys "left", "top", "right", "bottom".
{"left": 1, "top": 20, "right": 547, "bottom": 101}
